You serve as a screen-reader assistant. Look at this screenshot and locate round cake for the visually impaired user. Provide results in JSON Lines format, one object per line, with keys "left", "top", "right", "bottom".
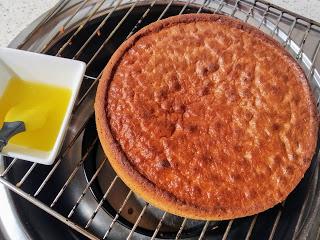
{"left": 95, "top": 14, "right": 318, "bottom": 220}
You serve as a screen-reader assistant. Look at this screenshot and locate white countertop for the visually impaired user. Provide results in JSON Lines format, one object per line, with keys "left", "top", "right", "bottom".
{"left": 0, "top": 0, "right": 319, "bottom": 47}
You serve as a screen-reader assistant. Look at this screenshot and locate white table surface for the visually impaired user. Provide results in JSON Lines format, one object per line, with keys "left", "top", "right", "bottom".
{"left": 0, "top": 0, "right": 319, "bottom": 47}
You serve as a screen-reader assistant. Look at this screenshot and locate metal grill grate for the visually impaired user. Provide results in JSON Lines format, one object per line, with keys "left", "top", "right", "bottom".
{"left": 1, "top": 0, "right": 320, "bottom": 239}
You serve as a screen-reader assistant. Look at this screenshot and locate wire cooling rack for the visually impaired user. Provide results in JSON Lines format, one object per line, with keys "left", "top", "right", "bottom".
{"left": 1, "top": 0, "right": 320, "bottom": 239}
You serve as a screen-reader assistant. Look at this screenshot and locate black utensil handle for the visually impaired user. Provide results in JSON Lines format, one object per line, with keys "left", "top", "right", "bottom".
{"left": 0, "top": 121, "right": 25, "bottom": 152}
{"left": 0, "top": 140, "right": 6, "bottom": 152}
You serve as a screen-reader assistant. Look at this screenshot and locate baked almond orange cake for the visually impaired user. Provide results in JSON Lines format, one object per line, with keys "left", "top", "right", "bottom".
{"left": 95, "top": 14, "right": 318, "bottom": 220}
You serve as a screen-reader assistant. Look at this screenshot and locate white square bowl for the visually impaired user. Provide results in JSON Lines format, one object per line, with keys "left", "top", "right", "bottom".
{"left": 0, "top": 47, "right": 86, "bottom": 165}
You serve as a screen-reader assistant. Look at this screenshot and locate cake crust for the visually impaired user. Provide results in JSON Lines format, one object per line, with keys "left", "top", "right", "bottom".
{"left": 95, "top": 14, "right": 318, "bottom": 220}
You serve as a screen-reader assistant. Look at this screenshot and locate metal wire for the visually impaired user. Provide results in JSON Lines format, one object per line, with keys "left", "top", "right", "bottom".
{"left": 283, "top": 17, "right": 297, "bottom": 47}
{"left": 158, "top": 0, "right": 174, "bottom": 20}
{"left": 257, "top": 4, "right": 270, "bottom": 29}
{"left": 214, "top": 0, "right": 225, "bottom": 14}
{"left": 85, "top": 175, "right": 119, "bottom": 228}
{"left": 103, "top": 190, "right": 133, "bottom": 239}
{"left": 126, "top": 0, "right": 157, "bottom": 38}
{"left": 292, "top": 179, "right": 315, "bottom": 239}
{"left": 268, "top": 202, "right": 285, "bottom": 240}
{"left": 245, "top": 215, "right": 258, "bottom": 240}
{"left": 68, "top": 158, "right": 107, "bottom": 218}
{"left": 33, "top": 160, "right": 60, "bottom": 196}
{"left": 33, "top": 112, "right": 94, "bottom": 197}
{"left": 244, "top": 0, "right": 256, "bottom": 23}
{"left": 175, "top": 218, "right": 188, "bottom": 239}
{"left": 270, "top": 11, "right": 283, "bottom": 37}
{"left": 16, "top": 162, "right": 37, "bottom": 187}
{"left": 307, "top": 41, "right": 320, "bottom": 79}
{"left": 73, "top": 0, "right": 126, "bottom": 60}
{"left": 1, "top": 1, "right": 320, "bottom": 240}
{"left": 40, "top": 0, "right": 92, "bottom": 53}
{"left": 0, "top": 177, "right": 98, "bottom": 240}
{"left": 126, "top": 203, "right": 149, "bottom": 239}
{"left": 230, "top": 0, "right": 240, "bottom": 16}
{"left": 222, "top": 220, "right": 234, "bottom": 240}
{"left": 75, "top": 74, "right": 101, "bottom": 109}
{"left": 85, "top": 0, "right": 138, "bottom": 68}
{"left": 17, "top": 0, "right": 72, "bottom": 50}
{"left": 198, "top": 220, "right": 210, "bottom": 240}
{"left": 150, "top": 211, "right": 167, "bottom": 240}
{"left": 56, "top": 0, "right": 113, "bottom": 57}
{"left": 50, "top": 138, "right": 98, "bottom": 207}
{"left": 0, "top": 158, "right": 17, "bottom": 177}
{"left": 292, "top": 153, "right": 320, "bottom": 238}
{"left": 196, "top": 0, "right": 210, "bottom": 14}
{"left": 316, "top": 226, "right": 320, "bottom": 240}
{"left": 179, "top": 0, "right": 193, "bottom": 15}
{"left": 296, "top": 23, "right": 311, "bottom": 59}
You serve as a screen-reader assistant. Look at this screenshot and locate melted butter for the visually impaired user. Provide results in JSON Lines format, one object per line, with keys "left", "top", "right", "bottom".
{"left": 0, "top": 77, "right": 71, "bottom": 151}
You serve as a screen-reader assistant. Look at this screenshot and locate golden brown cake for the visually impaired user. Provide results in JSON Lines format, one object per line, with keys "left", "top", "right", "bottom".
{"left": 95, "top": 14, "right": 318, "bottom": 220}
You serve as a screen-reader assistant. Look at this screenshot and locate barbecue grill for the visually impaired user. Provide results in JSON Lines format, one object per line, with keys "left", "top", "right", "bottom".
{"left": 1, "top": 0, "right": 320, "bottom": 239}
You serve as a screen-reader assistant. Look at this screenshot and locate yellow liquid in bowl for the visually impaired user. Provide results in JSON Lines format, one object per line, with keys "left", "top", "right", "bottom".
{"left": 0, "top": 77, "right": 71, "bottom": 151}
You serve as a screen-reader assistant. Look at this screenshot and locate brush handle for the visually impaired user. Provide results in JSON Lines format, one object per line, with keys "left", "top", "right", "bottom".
{"left": 0, "top": 121, "right": 25, "bottom": 152}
